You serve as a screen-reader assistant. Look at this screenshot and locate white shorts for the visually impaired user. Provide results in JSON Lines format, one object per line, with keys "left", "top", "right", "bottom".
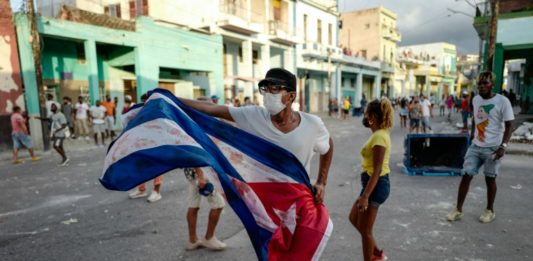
{"left": 187, "top": 180, "right": 225, "bottom": 209}
{"left": 93, "top": 123, "right": 106, "bottom": 134}
{"left": 104, "top": 116, "right": 114, "bottom": 131}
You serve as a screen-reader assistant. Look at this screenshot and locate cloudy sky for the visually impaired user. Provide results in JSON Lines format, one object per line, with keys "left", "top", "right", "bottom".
{"left": 339, "top": 0, "right": 482, "bottom": 55}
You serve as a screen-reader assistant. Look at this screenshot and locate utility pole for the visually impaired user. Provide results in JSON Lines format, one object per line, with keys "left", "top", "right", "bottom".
{"left": 487, "top": 0, "right": 499, "bottom": 72}
{"left": 26, "top": 0, "right": 50, "bottom": 150}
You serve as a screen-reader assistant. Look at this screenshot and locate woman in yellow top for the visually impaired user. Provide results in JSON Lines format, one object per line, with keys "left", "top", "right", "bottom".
{"left": 342, "top": 97, "right": 351, "bottom": 120}
{"left": 349, "top": 98, "right": 393, "bottom": 261}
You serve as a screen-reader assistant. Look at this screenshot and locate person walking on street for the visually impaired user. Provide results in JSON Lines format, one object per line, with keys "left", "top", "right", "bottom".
{"left": 447, "top": 71, "right": 515, "bottom": 223}
{"left": 349, "top": 98, "right": 393, "bottom": 261}
{"left": 101, "top": 95, "right": 116, "bottom": 140}
{"left": 420, "top": 94, "right": 433, "bottom": 133}
{"left": 178, "top": 67, "right": 334, "bottom": 206}
{"left": 184, "top": 168, "right": 227, "bottom": 251}
{"left": 61, "top": 96, "right": 76, "bottom": 139}
{"left": 439, "top": 95, "right": 446, "bottom": 116}
{"left": 408, "top": 96, "right": 422, "bottom": 133}
{"left": 89, "top": 100, "right": 107, "bottom": 147}
{"left": 461, "top": 93, "right": 471, "bottom": 132}
{"left": 342, "top": 96, "right": 351, "bottom": 120}
{"left": 50, "top": 104, "right": 69, "bottom": 166}
{"left": 11, "top": 106, "right": 40, "bottom": 164}
{"left": 399, "top": 98, "right": 408, "bottom": 128}
{"left": 74, "top": 96, "right": 90, "bottom": 140}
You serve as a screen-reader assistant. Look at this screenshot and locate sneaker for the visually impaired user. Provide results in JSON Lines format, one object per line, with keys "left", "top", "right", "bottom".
{"left": 31, "top": 156, "right": 41, "bottom": 161}
{"left": 372, "top": 250, "right": 388, "bottom": 261}
{"left": 185, "top": 240, "right": 203, "bottom": 251}
{"left": 202, "top": 237, "right": 226, "bottom": 251}
{"left": 59, "top": 158, "right": 70, "bottom": 166}
{"left": 479, "top": 209, "right": 496, "bottom": 223}
{"left": 147, "top": 191, "right": 162, "bottom": 202}
{"left": 12, "top": 159, "right": 22, "bottom": 165}
{"left": 128, "top": 190, "right": 148, "bottom": 199}
{"left": 446, "top": 208, "right": 463, "bottom": 222}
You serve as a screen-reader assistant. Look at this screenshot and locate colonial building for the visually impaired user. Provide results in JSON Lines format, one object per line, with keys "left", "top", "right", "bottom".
{"left": 339, "top": 6, "right": 401, "bottom": 101}
{"left": 397, "top": 43, "right": 457, "bottom": 102}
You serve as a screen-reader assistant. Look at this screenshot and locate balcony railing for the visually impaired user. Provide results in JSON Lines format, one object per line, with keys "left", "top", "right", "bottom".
{"left": 219, "top": 0, "right": 264, "bottom": 24}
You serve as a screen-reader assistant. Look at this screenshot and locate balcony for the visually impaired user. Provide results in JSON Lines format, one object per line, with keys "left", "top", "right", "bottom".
{"left": 301, "top": 42, "right": 342, "bottom": 61}
{"left": 268, "top": 20, "right": 298, "bottom": 45}
{"left": 218, "top": 0, "right": 264, "bottom": 35}
{"left": 382, "top": 28, "right": 401, "bottom": 42}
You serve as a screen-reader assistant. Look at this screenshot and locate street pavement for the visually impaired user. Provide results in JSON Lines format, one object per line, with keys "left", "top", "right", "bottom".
{"left": 1, "top": 110, "right": 532, "bottom": 261}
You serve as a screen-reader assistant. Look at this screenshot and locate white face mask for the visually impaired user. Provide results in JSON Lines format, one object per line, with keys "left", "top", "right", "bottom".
{"left": 263, "top": 93, "right": 286, "bottom": 115}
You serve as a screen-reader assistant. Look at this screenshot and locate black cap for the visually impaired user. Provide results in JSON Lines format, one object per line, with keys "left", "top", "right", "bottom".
{"left": 258, "top": 68, "right": 297, "bottom": 91}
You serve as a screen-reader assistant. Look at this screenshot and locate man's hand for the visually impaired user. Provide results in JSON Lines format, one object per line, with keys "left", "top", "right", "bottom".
{"left": 313, "top": 183, "right": 325, "bottom": 204}
{"left": 492, "top": 147, "right": 506, "bottom": 160}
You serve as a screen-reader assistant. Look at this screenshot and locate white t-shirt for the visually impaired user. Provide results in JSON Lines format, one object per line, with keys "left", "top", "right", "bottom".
{"left": 90, "top": 105, "right": 107, "bottom": 124}
{"left": 420, "top": 99, "right": 432, "bottom": 117}
{"left": 75, "top": 102, "right": 89, "bottom": 119}
{"left": 472, "top": 94, "right": 514, "bottom": 147}
{"left": 229, "top": 106, "right": 330, "bottom": 174}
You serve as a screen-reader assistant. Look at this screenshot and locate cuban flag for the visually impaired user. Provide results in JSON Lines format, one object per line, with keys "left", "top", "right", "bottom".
{"left": 100, "top": 88, "right": 333, "bottom": 260}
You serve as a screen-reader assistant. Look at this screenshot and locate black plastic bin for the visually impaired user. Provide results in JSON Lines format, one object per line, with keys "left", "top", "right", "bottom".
{"left": 403, "top": 133, "right": 470, "bottom": 176}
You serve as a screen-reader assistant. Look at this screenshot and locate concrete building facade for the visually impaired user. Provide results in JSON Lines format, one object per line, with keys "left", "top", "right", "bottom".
{"left": 15, "top": 9, "right": 223, "bottom": 149}
{"left": 397, "top": 42, "right": 457, "bottom": 102}
{"left": 339, "top": 6, "right": 401, "bottom": 100}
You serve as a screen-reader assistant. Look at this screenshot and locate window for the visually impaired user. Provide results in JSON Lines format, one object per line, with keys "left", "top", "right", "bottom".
{"left": 328, "top": 23, "right": 332, "bottom": 45}
{"left": 303, "top": 14, "right": 308, "bottom": 42}
{"left": 105, "top": 4, "right": 121, "bottom": 18}
{"left": 365, "top": 23, "right": 370, "bottom": 29}
{"left": 76, "top": 43, "right": 86, "bottom": 64}
{"left": 273, "top": 0, "right": 281, "bottom": 21}
{"left": 383, "top": 46, "right": 386, "bottom": 62}
{"left": 129, "top": 0, "right": 148, "bottom": 19}
{"left": 317, "top": 19, "right": 322, "bottom": 44}
{"left": 252, "top": 50, "right": 259, "bottom": 64}
{"left": 350, "top": 78, "right": 355, "bottom": 88}
{"left": 361, "top": 49, "right": 367, "bottom": 59}
{"left": 238, "top": 47, "right": 243, "bottom": 62}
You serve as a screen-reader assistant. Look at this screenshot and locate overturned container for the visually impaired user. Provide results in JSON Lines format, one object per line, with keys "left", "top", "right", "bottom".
{"left": 403, "top": 133, "right": 470, "bottom": 176}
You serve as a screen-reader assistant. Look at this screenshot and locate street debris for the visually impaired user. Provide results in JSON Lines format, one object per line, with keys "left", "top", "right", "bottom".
{"left": 61, "top": 218, "right": 78, "bottom": 225}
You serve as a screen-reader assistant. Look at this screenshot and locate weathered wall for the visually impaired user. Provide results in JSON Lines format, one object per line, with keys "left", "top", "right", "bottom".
{"left": 0, "top": 1, "right": 25, "bottom": 150}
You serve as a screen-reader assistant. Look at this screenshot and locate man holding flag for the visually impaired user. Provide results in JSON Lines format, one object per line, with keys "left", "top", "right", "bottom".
{"left": 100, "top": 68, "right": 334, "bottom": 260}
{"left": 179, "top": 68, "right": 334, "bottom": 204}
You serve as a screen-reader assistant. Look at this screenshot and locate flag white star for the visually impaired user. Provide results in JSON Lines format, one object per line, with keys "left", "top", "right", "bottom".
{"left": 273, "top": 203, "right": 298, "bottom": 234}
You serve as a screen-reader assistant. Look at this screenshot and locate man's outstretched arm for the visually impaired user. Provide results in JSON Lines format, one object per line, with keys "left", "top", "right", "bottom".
{"left": 179, "top": 98, "right": 234, "bottom": 122}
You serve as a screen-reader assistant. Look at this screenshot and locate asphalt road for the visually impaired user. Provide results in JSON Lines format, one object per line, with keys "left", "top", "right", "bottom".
{"left": 1, "top": 112, "right": 532, "bottom": 261}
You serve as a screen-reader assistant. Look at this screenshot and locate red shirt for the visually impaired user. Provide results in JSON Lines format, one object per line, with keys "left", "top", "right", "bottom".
{"left": 461, "top": 99, "right": 469, "bottom": 112}
{"left": 10, "top": 112, "right": 26, "bottom": 134}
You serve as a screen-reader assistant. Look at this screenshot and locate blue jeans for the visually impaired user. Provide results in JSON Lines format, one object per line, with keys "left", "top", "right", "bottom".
{"left": 12, "top": 133, "right": 33, "bottom": 149}
{"left": 360, "top": 172, "right": 390, "bottom": 207}
{"left": 462, "top": 111, "right": 470, "bottom": 127}
{"left": 463, "top": 144, "right": 502, "bottom": 177}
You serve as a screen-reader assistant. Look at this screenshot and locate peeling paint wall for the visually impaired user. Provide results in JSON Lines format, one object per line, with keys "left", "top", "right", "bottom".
{"left": 0, "top": 1, "right": 25, "bottom": 149}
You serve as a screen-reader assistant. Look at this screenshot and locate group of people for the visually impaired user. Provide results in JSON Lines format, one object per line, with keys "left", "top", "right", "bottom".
{"left": 10, "top": 93, "right": 122, "bottom": 166}
{"left": 397, "top": 94, "right": 433, "bottom": 133}
{"left": 10, "top": 68, "right": 515, "bottom": 260}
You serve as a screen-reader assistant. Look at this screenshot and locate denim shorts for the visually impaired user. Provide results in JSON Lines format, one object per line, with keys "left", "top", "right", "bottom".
{"left": 410, "top": 119, "right": 420, "bottom": 127}
{"left": 463, "top": 144, "right": 501, "bottom": 177}
{"left": 360, "top": 172, "right": 390, "bottom": 207}
{"left": 422, "top": 116, "right": 431, "bottom": 128}
{"left": 12, "top": 133, "right": 33, "bottom": 149}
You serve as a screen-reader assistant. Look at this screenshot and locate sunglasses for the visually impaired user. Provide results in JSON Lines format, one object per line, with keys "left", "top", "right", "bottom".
{"left": 259, "top": 85, "right": 288, "bottom": 95}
